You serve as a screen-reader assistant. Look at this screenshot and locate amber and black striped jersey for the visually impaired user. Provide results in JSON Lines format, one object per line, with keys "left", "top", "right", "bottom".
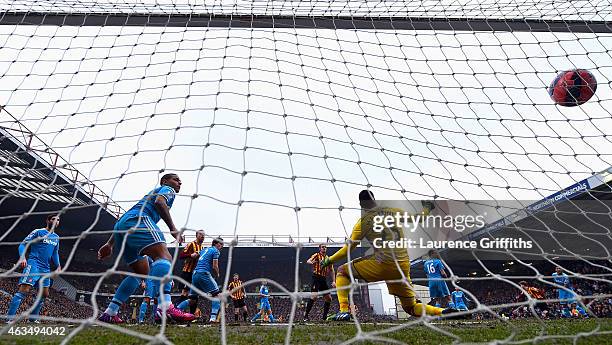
{"left": 181, "top": 240, "right": 203, "bottom": 272}
{"left": 228, "top": 280, "right": 246, "bottom": 300}
{"left": 523, "top": 286, "right": 545, "bottom": 300}
{"left": 309, "top": 252, "right": 332, "bottom": 277}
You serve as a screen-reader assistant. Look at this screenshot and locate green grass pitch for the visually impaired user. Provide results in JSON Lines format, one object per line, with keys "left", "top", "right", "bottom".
{"left": 1, "top": 319, "right": 611, "bottom": 344}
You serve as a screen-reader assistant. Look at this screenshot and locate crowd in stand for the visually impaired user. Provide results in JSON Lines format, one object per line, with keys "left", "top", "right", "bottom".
{"left": 0, "top": 279, "right": 93, "bottom": 321}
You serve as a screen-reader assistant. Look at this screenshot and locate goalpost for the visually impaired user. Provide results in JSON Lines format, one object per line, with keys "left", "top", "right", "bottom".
{"left": 0, "top": 0, "right": 611, "bottom": 344}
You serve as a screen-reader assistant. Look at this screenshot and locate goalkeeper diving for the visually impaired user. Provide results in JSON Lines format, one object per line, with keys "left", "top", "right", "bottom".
{"left": 323, "top": 190, "right": 459, "bottom": 321}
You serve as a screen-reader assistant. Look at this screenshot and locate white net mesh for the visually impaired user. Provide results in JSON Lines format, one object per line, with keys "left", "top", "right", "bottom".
{"left": 0, "top": 1, "right": 611, "bottom": 344}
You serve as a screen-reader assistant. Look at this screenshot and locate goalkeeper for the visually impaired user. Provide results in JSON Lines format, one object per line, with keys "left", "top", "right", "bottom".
{"left": 323, "top": 190, "right": 457, "bottom": 321}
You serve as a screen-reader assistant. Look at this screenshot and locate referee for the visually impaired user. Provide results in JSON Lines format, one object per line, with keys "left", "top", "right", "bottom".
{"left": 177, "top": 230, "right": 204, "bottom": 304}
{"left": 303, "top": 244, "right": 336, "bottom": 321}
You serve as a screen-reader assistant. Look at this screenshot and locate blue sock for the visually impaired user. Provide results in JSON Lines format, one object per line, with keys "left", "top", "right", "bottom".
{"left": 251, "top": 312, "right": 261, "bottom": 322}
{"left": 30, "top": 297, "right": 45, "bottom": 319}
{"left": 177, "top": 299, "right": 190, "bottom": 311}
{"left": 210, "top": 300, "right": 220, "bottom": 321}
{"left": 8, "top": 292, "right": 25, "bottom": 318}
{"left": 150, "top": 259, "right": 173, "bottom": 306}
{"left": 269, "top": 313, "right": 275, "bottom": 323}
{"left": 138, "top": 301, "right": 148, "bottom": 322}
{"left": 106, "top": 276, "right": 140, "bottom": 316}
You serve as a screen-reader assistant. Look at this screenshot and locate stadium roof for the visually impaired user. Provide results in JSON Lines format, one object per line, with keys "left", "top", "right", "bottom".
{"left": 0, "top": 106, "right": 121, "bottom": 259}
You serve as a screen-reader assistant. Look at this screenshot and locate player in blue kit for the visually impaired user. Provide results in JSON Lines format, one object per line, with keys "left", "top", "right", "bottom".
{"left": 451, "top": 287, "right": 469, "bottom": 311}
{"left": 424, "top": 249, "right": 453, "bottom": 308}
{"left": 177, "top": 238, "right": 224, "bottom": 322}
{"left": 251, "top": 280, "right": 276, "bottom": 323}
{"left": 552, "top": 266, "right": 584, "bottom": 317}
{"left": 138, "top": 256, "right": 156, "bottom": 323}
{"left": 6, "top": 215, "right": 61, "bottom": 323}
{"left": 97, "top": 173, "right": 195, "bottom": 323}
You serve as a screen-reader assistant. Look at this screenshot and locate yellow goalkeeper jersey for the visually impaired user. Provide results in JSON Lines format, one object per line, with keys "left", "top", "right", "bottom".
{"left": 356, "top": 206, "right": 409, "bottom": 262}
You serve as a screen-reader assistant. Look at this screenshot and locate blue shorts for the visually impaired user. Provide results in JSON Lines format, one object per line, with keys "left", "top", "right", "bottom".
{"left": 455, "top": 303, "right": 468, "bottom": 311}
{"left": 19, "top": 264, "right": 51, "bottom": 288}
{"left": 428, "top": 280, "right": 450, "bottom": 298}
{"left": 260, "top": 300, "right": 271, "bottom": 311}
{"left": 113, "top": 216, "right": 165, "bottom": 265}
{"left": 189, "top": 271, "right": 219, "bottom": 295}
{"left": 559, "top": 289, "right": 576, "bottom": 304}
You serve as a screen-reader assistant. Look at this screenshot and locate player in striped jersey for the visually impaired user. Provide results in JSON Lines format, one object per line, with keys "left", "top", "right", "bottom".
{"left": 303, "top": 244, "right": 335, "bottom": 321}
{"left": 228, "top": 273, "right": 248, "bottom": 322}
{"left": 177, "top": 230, "right": 205, "bottom": 305}
{"left": 514, "top": 281, "right": 548, "bottom": 318}
{"left": 6, "top": 215, "right": 61, "bottom": 323}
{"left": 518, "top": 281, "right": 545, "bottom": 299}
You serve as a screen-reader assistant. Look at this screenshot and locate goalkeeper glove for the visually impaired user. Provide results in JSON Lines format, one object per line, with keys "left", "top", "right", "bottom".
{"left": 321, "top": 257, "right": 332, "bottom": 268}
{"left": 421, "top": 200, "right": 436, "bottom": 212}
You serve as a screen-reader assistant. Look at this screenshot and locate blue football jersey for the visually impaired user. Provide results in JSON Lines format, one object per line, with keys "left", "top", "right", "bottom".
{"left": 424, "top": 259, "right": 444, "bottom": 278}
{"left": 552, "top": 272, "right": 570, "bottom": 287}
{"left": 195, "top": 246, "right": 220, "bottom": 273}
{"left": 122, "top": 185, "right": 176, "bottom": 224}
{"left": 451, "top": 290, "right": 467, "bottom": 306}
{"left": 19, "top": 228, "right": 60, "bottom": 271}
{"left": 260, "top": 285, "right": 269, "bottom": 302}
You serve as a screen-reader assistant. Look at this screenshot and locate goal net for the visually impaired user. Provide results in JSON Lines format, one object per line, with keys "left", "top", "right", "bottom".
{"left": 0, "top": 0, "right": 611, "bottom": 344}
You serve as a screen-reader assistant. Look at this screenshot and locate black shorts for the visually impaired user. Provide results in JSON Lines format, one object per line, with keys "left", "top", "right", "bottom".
{"left": 232, "top": 298, "right": 246, "bottom": 309}
{"left": 311, "top": 274, "right": 329, "bottom": 293}
{"left": 177, "top": 270, "right": 193, "bottom": 292}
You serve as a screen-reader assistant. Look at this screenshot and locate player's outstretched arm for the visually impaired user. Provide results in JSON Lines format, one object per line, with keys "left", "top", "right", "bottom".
{"left": 323, "top": 219, "right": 364, "bottom": 267}
{"left": 154, "top": 195, "right": 183, "bottom": 243}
